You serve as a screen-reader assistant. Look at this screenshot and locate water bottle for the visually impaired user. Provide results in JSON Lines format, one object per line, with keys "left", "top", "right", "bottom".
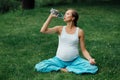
{"left": 50, "top": 8, "right": 64, "bottom": 19}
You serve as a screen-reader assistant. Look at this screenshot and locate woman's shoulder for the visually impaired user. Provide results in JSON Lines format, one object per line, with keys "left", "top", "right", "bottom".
{"left": 54, "top": 26, "right": 63, "bottom": 28}
{"left": 55, "top": 26, "right": 64, "bottom": 30}
{"left": 54, "top": 26, "right": 64, "bottom": 34}
{"left": 77, "top": 27, "right": 84, "bottom": 36}
{"left": 77, "top": 27, "right": 84, "bottom": 33}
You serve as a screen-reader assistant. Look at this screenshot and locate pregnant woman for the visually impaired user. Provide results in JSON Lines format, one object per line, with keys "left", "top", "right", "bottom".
{"left": 35, "top": 9, "right": 98, "bottom": 74}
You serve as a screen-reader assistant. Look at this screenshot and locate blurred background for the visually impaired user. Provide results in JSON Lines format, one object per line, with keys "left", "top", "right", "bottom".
{"left": 0, "top": 0, "right": 120, "bottom": 13}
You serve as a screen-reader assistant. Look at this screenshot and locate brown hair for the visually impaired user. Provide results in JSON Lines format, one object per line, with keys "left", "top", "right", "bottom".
{"left": 69, "top": 9, "right": 79, "bottom": 26}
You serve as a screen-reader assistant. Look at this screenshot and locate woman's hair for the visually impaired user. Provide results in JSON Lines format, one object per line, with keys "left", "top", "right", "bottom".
{"left": 68, "top": 9, "right": 79, "bottom": 26}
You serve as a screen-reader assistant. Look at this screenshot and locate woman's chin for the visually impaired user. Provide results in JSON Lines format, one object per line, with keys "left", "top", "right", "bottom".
{"left": 63, "top": 18, "right": 67, "bottom": 21}
{"left": 63, "top": 19, "right": 68, "bottom": 22}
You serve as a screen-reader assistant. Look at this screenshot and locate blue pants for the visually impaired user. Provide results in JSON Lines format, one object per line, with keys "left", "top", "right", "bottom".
{"left": 35, "top": 56, "right": 98, "bottom": 74}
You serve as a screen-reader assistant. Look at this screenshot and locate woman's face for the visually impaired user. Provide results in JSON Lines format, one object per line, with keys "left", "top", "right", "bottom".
{"left": 64, "top": 10, "right": 74, "bottom": 22}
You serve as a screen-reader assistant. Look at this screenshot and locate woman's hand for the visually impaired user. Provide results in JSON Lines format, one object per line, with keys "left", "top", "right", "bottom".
{"left": 89, "top": 58, "right": 96, "bottom": 65}
{"left": 50, "top": 13, "right": 58, "bottom": 18}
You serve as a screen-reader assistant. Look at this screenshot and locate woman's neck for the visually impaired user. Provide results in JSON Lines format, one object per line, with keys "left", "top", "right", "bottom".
{"left": 66, "top": 21, "right": 75, "bottom": 29}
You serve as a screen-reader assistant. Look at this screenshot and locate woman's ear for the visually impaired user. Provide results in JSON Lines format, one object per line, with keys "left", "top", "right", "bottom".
{"left": 72, "top": 17, "right": 75, "bottom": 21}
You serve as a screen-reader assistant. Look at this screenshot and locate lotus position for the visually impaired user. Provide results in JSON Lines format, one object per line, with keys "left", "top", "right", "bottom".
{"left": 35, "top": 9, "right": 98, "bottom": 74}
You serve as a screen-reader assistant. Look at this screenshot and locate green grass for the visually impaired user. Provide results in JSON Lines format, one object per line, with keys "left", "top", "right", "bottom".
{"left": 0, "top": 4, "right": 120, "bottom": 80}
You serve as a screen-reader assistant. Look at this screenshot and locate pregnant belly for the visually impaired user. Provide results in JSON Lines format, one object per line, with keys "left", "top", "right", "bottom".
{"left": 56, "top": 47, "right": 79, "bottom": 61}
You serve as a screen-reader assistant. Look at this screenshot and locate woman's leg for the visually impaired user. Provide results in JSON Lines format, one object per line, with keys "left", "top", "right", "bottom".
{"left": 35, "top": 57, "right": 64, "bottom": 72}
{"left": 60, "top": 68, "right": 68, "bottom": 72}
{"left": 66, "top": 57, "right": 98, "bottom": 74}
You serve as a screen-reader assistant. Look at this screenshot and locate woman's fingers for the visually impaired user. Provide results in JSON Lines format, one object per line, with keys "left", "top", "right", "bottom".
{"left": 89, "top": 58, "right": 96, "bottom": 64}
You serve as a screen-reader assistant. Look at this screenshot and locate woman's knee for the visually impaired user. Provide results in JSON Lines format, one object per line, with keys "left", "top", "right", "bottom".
{"left": 34, "top": 64, "right": 41, "bottom": 72}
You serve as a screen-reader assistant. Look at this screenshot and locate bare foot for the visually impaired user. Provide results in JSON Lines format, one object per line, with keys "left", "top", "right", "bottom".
{"left": 60, "top": 68, "right": 68, "bottom": 72}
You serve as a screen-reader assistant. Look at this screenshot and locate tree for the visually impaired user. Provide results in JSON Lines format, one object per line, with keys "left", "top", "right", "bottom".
{"left": 22, "top": 0, "right": 35, "bottom": 9}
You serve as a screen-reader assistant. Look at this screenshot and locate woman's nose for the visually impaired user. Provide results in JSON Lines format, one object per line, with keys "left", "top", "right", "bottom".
{"left": 64, "top": 15, "right": 66, "bottom": 18}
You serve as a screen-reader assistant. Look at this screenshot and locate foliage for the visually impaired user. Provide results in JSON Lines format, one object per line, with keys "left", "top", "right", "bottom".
{"left": 0, "top": 0, "right": 119, "bottom": 13}
{"left": 0, "top": 0, "right": 20, "bottom": 13}
{"left": 35, "top": 0, "right": 120, "bottom": 6}
{"left": 35, "top": 0, "right": 71, "bottom": 7}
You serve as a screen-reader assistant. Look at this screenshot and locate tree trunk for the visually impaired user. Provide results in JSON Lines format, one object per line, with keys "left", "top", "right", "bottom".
{"left": 22, "top": 0, "right": 35, "bottom": 9}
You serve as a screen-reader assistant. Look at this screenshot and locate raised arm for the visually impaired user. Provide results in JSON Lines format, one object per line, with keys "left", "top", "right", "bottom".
{"left": 40, "top": 14, "right": 60, "bottom": 34}
{"left": 79, "top": 29, "right": 96, "bottom": 64}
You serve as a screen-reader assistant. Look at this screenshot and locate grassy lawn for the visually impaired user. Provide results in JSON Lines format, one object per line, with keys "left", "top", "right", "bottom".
{"left": 0, "top": 4, "right": 120, "bottom": 80}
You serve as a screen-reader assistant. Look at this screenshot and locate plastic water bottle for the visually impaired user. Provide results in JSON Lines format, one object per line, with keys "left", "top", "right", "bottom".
{"left": 50, "top": 8, "right": 64, "bottom": 19}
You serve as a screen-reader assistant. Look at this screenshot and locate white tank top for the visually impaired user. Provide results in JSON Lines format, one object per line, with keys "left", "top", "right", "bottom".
{"left": 56, "top": 26, "right": 79, "bottom": 61}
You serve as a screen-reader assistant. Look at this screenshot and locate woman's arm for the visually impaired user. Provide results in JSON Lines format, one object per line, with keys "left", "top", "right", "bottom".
{"left": 40, "top": 14, "right": 60, "bottom": 34}
{"left": 79, "top": 29, "right": 96, "bottom": 64}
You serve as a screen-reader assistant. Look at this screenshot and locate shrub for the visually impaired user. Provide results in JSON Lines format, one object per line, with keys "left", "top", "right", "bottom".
{"left": 35, "top": 0, "right": 71, "bottom": 7}
{"left": 0, "top": 0, "right": 20, "bottom": 13}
